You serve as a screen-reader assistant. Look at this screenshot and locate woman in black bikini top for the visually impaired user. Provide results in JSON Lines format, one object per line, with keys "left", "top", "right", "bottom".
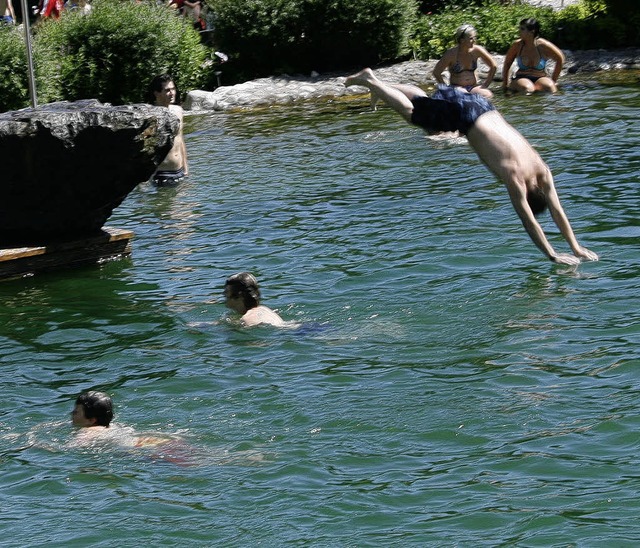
{"left": 433, "top": 24, "right": 497, "bottom": 99}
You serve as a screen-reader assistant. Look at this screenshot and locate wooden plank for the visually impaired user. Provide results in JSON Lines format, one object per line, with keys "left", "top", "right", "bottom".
{"left": 0, "top": 227, "right": 134, "bottom": 280}
{"left": 0, "top": 246, "right": 46, "bottom": 262}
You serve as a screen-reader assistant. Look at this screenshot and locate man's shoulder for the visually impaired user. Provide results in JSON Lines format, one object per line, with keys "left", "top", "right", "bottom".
{"left": 242, "top": 306, "right": 285, "bottom": 327}
{"left": 169, "top": 104, "right": 184, "bottom": 116}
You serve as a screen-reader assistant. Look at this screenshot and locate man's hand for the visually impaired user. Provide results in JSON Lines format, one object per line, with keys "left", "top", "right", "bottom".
{"left": 551, "top": 253, "right": 582, "bottom": 266}
{"left": 573, "top": 246, "right": 599, "bottom": 262}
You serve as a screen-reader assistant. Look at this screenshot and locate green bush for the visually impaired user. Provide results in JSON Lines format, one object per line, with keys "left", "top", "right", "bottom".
{"left": 207, "top": 0, "right": 418, "bottom": 80}
{"left": 34, "top": 0, "right": 208, "bottom": 105}
{"left": 411, "top": 2, "right": 556, "bottom": 59}
{"left": 207, "top": 0, "right": 305, "bottom": 79}
{"left": 411, "top": 0, "right": 638, "bottom": 60}
{"left": 302, "top": 0, "right": 419, "bottom": 70}
{"left": 555, "top": 0, "right": 637, "bottom": 49}
{"left": 0, "top": 25, "right": 30, "bottom": 112}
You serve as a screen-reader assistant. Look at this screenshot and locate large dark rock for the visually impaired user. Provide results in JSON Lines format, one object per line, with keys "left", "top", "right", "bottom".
{"left": 0, "top": 100, "right": 178, "bottom": 246}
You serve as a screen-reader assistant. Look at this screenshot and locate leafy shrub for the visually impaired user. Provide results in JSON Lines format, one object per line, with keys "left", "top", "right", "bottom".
{"left": 207, "top": 0, "right": 418, "bottom": 80}
{"left": 34, "top": 0, "right": 208, "bottom": 105}
{"left": 302, "top": 0, "right": 419, "bottom": 70}
{"left": 206, "top": 0, "right": 305, "bottom": 79}
{"left": 0, "top": 25, "right": 30, "bottom": 112}
{"left": 411, "top": 2, "right": 556, "bottom": 59}
{"left": 555, "top": 0, "right": 637, "bottom": 49}
{"left": 411, "top": 0, "right": 638, "bottom": 60}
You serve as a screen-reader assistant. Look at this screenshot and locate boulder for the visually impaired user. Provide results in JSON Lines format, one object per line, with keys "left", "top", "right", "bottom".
{"left": 0, "top": 100, "right": 178, "bottom": 246}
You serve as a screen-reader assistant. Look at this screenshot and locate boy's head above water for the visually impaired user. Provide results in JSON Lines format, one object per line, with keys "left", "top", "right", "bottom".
{"left": 72, "top": 391, "right": 113, "bottom": 428}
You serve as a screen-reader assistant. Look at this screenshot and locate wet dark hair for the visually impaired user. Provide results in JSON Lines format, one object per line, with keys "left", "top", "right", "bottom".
{"left": 76, "top": 391, "right": 113, "bottom": 427}
{"left": 149, "top": 74, "right": 179, "bottom": 103}
{"left": 519, "top": 18, "right": 541, "bottom": 38}
{"left": 225, "top": 272, "right": 261, "bottom": 310}
{"left": 527, "top": 187, "right": 547, "bottom": 216}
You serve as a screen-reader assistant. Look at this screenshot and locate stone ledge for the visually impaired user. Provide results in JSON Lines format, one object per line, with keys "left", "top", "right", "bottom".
{"left": 184, "top": 48, "right": 640, "bottom": 113}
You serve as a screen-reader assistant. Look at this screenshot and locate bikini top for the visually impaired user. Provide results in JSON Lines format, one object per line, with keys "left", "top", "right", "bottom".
{"left": 516, "top": 43, "right": 547, "bottom": 71}
{"left": 452, "top": 50, "right": 477, "bottom": 74}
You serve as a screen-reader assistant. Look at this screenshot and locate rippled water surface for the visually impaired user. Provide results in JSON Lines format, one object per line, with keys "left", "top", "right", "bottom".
{"left": 1, "top": 79, "right": 639, "bottom": 546}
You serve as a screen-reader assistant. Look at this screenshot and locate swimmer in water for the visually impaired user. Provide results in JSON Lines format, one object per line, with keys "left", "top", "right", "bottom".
{"left": 71, "top": 390, "right": 113, "bottom": 431}
{"left": 344, "top": 68, "right": 598, "bottom": 265}
{"left": 224, "top": 272, "right": 285, "bottom": 327}
{"left": 69, "top": 391, "right": 267, "bottom": 465}
{"left": 70, "top": 391, "right": 173, "bottom": 448}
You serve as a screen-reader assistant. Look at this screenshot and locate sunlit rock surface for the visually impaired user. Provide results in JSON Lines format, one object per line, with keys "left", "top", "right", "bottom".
{"left": 185, "top": 49, "right": 640, "bottom": 112}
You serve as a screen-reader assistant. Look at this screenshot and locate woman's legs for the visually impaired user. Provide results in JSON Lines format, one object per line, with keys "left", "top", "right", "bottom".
{"left": 345, "top": 68, "right": 426, "bottom": 123}
{"left": 509, "top": 75, "right": 557, "bottom": 94}
{"left": 533, "top": 76, "right": 558, "bottom": 93}
{"left": 508, "top": 77, "right": 536, "bottom": 94}
{"left": 469, "top": 86, "right": 494, "bottom": 99}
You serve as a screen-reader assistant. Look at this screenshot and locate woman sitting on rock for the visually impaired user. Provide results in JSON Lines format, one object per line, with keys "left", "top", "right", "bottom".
{"left": 502, "top": 17, "right": 565, "bottom": 94}
{"left": 433, "top": 24, "right": 497, "bottom": 99}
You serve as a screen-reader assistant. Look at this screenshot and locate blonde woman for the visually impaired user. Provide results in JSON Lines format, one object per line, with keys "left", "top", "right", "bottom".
{"left": 433, "top": 24, "right": 497, "bottom": 99}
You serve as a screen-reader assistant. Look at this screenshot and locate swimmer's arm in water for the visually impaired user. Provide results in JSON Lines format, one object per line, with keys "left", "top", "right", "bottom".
{"left": 503, "top": 170, "right": 598, "bottom": 264}
{"left": 134, "top": 435, "right": 174, "bottom": 447}
{"left": 506, "top": 179, "right": 582, "bottom": 265}
{"left": 543, "top": 181, "right": 599, "bottom": 262}
{"left": 69, "top": 425, "right": 175, "bottom": 449}
{"left": 67, "top": 425, "right": 110, "bottom": 447}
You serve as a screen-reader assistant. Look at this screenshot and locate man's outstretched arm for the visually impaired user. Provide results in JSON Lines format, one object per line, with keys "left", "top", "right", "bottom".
{"left": 506, "top": 181, "right": 584, "bottom": 265}
{"left": 541, "top": 176, "right": 599, "bottom": 262}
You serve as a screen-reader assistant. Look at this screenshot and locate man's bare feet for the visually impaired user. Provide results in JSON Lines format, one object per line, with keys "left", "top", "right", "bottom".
{"left": 344, "top": 68, "right": 376, "bottom": 88}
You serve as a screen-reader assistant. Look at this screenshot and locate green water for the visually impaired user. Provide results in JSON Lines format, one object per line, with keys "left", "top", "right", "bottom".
{"left": 1, "top": 81, "right": 639, "bottom": 546}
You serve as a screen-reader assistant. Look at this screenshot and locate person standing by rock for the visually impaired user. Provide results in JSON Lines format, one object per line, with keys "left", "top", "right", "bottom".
{"left": 150, "top": 74, "right": 189, "bottom": 186}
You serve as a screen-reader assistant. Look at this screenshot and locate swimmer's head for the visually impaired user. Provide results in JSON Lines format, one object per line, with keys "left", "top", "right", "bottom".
{"left": 224, "top": 272, "right": 261, "bottom": 312}
{"left": 73, "top": 391, "right": 113, "bottom": 427}
{"left": 527, "top": 187, "right": 547, "bottom": 216}
{"left": 455, "top": 24, "right": 476, "bottom": 43}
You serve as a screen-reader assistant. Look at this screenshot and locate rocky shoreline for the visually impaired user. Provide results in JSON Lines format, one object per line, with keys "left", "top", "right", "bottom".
{"left": 184, "top": 48, "right": 640, "bottom": 113}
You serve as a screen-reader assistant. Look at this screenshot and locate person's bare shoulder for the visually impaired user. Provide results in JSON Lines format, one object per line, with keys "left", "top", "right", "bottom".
{"left": 242, "top": 306, "right": 285, "bottom": 327}
{"left": 442, "top": 47, "right": 458, "bottom": 61}
{"left": 506, "top": 39, "right": 523, "bottom": 53}
{"left": 169, "top": 104, "right": 184, "bottom": 119}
